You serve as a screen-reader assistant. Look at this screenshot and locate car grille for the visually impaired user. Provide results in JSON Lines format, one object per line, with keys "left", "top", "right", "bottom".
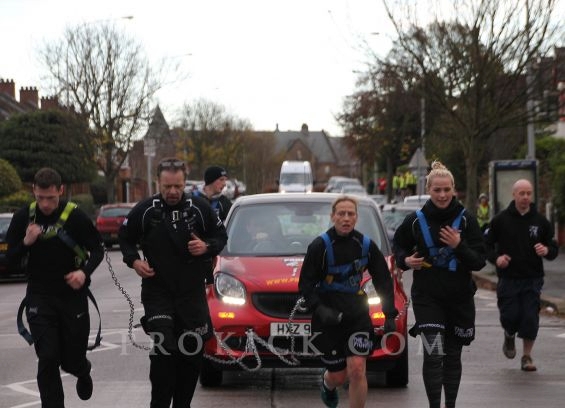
{"left": 252, "top": 292, "right": 312, "bottom": 319}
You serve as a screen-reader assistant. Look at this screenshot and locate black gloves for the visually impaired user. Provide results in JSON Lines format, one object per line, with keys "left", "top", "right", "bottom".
{"left": 316, "top": 304, "right": 343, "bottom": 326}
{"left": 383, "top": 317, "right": 397, "bottom": 334}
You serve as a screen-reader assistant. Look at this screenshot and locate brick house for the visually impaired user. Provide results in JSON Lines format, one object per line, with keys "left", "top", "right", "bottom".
{"left": 122, "top": 110, "right": 361, "bottom": 201}
{"left": 0, "top": 78, "right": 90, "bottom": 196}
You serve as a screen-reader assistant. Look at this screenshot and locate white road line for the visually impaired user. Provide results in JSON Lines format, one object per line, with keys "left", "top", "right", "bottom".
{"left": 5, "top": 375, "right": 69, "bottom": 408}
{"left": 112, "top": 307, "right": 144, "bottom": 313}
{"left": 4, "top": 329, "right": 148, "bottom": 405}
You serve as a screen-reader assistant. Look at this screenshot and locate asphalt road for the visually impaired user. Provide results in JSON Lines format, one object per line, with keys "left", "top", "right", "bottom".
{"left": 1, "top": 249, "right": 564, "bottom": 407}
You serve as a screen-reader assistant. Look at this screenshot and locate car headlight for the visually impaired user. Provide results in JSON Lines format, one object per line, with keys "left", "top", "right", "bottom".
{"left": 215, "top": 273, "right": 246, "bottom": 305}
{"left": 362, "top": 280, "right": 381, "bottom": 305}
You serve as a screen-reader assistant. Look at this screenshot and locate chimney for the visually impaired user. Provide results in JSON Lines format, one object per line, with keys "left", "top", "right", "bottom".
{"left": 41, "top": 96, "right": 60, "bottom": 110}
{"left": 20, "top": 86, "right": 39, "bottom": 108}
{"left": 0, "top": 78, "right": 16, "bottom": 99}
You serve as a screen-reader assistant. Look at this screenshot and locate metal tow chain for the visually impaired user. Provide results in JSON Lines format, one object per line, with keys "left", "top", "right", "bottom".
{"left": 203, "top": 330, "right": 263, "bottom": 371}
{"left": 203, "top": 297, "right": 311, "bottom": 371}
{"left": 105, "top": 249, "right": 151, "bottom": 351}
{"left": 286, "top": 296, "right": 308, "bottom": 362}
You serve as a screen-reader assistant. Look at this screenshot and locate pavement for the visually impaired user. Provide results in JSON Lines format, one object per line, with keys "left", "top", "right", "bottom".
{"left": 472, "top": 249, "right": 565, "bottom": 315}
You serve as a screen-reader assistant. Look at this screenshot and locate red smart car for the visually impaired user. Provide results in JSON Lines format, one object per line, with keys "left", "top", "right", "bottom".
{"left": 201, "top": 193, "right": 409, "bottom": 387}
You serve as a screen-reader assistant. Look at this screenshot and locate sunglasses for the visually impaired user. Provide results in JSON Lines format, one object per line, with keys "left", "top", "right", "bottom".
{"left": 158, "top": 160, "right": 186, "bottom": 173}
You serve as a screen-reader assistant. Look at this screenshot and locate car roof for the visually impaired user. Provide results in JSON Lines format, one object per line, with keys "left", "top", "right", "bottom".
{"left": 382, "top": 202, "right": 421, "bottom": 211}
{"left": 341, "top": 184, "right": 366, "bottom": 191}
{"left": 403, "top": 194, "right": 430, "bottom": 204}
{"left": 100, "top": 202, "right": 136, "bottom": 210}
{"left": 232, "top": 192, "right": 377, "bottom": 206}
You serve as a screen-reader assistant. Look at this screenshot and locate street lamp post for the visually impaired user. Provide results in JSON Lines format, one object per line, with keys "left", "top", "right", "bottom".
{"left": 144, "top": 138, "right": 156, "bottom": 196}
{"left": 416, "top": 97, "right": 427, "bottom": 195}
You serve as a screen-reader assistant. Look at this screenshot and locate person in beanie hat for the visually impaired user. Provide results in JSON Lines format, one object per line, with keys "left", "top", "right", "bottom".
{"left": 193, "top": 165, "right": 232, "bottom": 284}
{"left": 204, "top": 166, "right": 227, "bottom": 187}
{"left": 196, "top": 166, "right": 232, "bottom": 222}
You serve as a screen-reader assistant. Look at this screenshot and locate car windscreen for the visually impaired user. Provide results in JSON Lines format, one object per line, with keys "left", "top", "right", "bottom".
{"left": 224, "top": 201, "right": 388, "bottom": 256}
{"left": 0, "top": 217, "right": 12, "bottom": 236}
{"left": 280, "top": 173, "right": 312, "bottom": 185}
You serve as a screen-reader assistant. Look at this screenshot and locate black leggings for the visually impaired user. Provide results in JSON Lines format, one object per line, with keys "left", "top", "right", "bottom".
{"left": 421, "top": 332, "right": 463, "bottom": 408}
{"left": 149, "top": 349, "right": 204, "bottom": 408}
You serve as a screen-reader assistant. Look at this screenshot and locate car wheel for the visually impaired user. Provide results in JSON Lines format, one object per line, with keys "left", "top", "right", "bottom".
{"left": 385, "top": 340, "right": 408, "bottom": 387}
{"left": 199, "top": 359, "right": 223, "bottom": 387}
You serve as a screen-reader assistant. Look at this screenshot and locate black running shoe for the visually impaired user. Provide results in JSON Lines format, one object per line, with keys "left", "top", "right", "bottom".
{"left": 502, "top": 331, "right": 516, "bottom": 359}
{"left": 76, "top": 362, "right": 93, "bottom": 400}
{"left": 320, "top": 372, "right": 338, "bottom": 408}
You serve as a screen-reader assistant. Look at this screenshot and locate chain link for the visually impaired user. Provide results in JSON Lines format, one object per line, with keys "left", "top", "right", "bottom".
{"left": 106, "top": 249, "right": 151, "bottom": 351}
{"left": 107, "top": 250, "right": 411, "bottom": 369}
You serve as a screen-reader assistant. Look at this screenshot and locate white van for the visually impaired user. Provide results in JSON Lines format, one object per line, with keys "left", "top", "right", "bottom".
{"left": 278, "top": 160, "right": 313, "bottom": 193}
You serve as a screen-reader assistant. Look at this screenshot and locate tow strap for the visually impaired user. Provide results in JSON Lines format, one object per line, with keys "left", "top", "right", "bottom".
{"left": 17, "top": 289, "right": 102, "bottom": 350}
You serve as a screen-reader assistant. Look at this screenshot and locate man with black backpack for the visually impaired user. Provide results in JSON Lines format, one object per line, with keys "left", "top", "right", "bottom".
{"left": 7, "top": 167, "right": 104, "bottom": 406}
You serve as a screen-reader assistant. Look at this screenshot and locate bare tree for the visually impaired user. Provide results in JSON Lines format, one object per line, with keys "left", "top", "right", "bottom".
{"left": 337, "top": 63, "right": 423, "bottom": 201}
{"left": 175, "top": 99, "right": 253, "bottom": 180}
{"left": 382, "top": 0, "right": 563, "bottom": 209}
{"left": 40, "top": 22, "right": 168, "bottom": 202}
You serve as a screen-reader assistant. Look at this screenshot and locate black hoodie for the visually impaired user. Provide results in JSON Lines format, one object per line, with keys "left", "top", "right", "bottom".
{"left": 485, "top": 201, "right": 558, "bottom": 279}
{"left": 393, "top": 198, "right": 486, "bottom": 299}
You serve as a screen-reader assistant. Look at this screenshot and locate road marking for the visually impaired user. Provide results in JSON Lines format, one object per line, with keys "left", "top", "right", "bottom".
{"left": 5, "top": 330, "right": 143, "bottom": 406}
{"left": 112, "top": 307, "right": 144, "bottom": 313}
{"left": 5, "top": 375, "right": 70, "bottom": 407}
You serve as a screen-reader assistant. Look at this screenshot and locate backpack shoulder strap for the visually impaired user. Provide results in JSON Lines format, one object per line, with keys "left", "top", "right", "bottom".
{"left": 29, "top": 201, "right": 37, "bottom": 222}
{"left": 361, "top": 234, "right": 370, "bottom": 258}
{"left": 57, "top": 201, "right": 77, "bottom": 226}
{"left": 416, "top": 209, "right": 437, "bottom": 257}
{"left": 320, "top": 232, "right": 334, "bottom": 266}
{"left": 452, "top": 209, "right": 465, "bottom": 230}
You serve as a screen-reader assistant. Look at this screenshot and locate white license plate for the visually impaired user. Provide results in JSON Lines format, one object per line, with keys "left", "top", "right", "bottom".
{"left": 270, "top": 322, "right": 311, "bottom": 336}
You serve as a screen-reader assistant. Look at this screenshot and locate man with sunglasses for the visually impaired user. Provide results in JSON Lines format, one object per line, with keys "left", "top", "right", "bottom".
{"left": 119, "top": 157, "right": 227, "bottom": 408}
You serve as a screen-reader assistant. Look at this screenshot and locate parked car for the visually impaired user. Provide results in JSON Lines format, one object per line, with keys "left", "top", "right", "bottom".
{"left": 380, "top": 203, "right": 420, "bottom": 243}
{"left": 0, "top": 213, "right": 26, "bottom": 282}
{"left": 403, "top": 194, "right": 430, "bottom": 206}
{"left": 370, "top": 194, "right": 388, "bottom": 207}
{"left": 323, "top": 176, "right": 361, "bottom": 193}
{"left": 201, "top": 193, "right": 409, "bottom": 387}
{"left": 95, "top": 203, "right": 136, "bottom": 248}
{"left": 338, "top": 183, "right": 368, "bottom": 196}
{"left": 184, "top": 180, "right": 203, "bottom": 194}
{"left": 222, "top": 179, "right": 246, "bottom": 200}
